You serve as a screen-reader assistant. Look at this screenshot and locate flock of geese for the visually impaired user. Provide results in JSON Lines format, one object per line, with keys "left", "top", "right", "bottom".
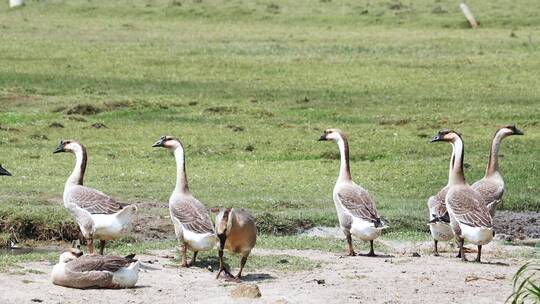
{"left": 0, "top": 125, "right": 523, "bottom": 289}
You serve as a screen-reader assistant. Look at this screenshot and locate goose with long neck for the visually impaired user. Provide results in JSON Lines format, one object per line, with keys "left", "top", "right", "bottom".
{"left": 54, "top": 140, "right": 137, "bottom": 255}
{"left": 471, "top": 125, "right": 523, "bottom": 217}
{"left": 152, "top": 136, "right": 217, "bottom": 267}
{"left": 0, "top": 164, "right": 11, "bottom": 176}
{"left": 319, "top": 129, "right": 387, "bottom": 257}
{"left": 214, "top": 208, "right": 257, "bottom": 281}
{"left": 52, "top": 248, "right": 140, "bottom": 289}
{"left": 426, "top": 146, "right": 454, "bottom": 256}
{"left": 431, "top": 130, "right": 493, "bottom": 263}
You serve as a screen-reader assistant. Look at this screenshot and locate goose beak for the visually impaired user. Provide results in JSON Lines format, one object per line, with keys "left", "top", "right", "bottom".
{"left": 152, "top": 138, "right": 165, "bottom": 148}
{"left": 317, "top": 134, "right": 327, "bottom": 141}
{"left": 0, "top": 165, "right": 11, "bottom": 176}
{"left": 53, "top": 141, "right": 66, "bottom": 154}
{"left": 514, "top": 128, "right": 524, "bottom": 135}
{"left": 430, "top": 134, "right": 442, "bottom": 142}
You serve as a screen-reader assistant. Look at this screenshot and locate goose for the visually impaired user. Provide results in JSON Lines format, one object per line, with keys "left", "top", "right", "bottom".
{"left": 53, "top": 140, "right": 137, "bottom": 255}
{"left": 471, "top": 125, "right": 523, "bottom": 217}
{"left": 51, "top": 248, "right": 139, "bottom": 289}
{"left": 427, "top": 148, "right": 454, "bottom": 256}
{"left": 318, "top": 129, "right": 387, "bottom": 256}
{"left": 0, "top": 164, "right": 11, "bottom": 176}
{"left": 214, "top": 208, "right": 257, "bottom": 281}
{"left": 152, "top": 136, "right": 218, "bottom": 267}
{"left": 431, "top": 130, "right": 493, "bottom": 262}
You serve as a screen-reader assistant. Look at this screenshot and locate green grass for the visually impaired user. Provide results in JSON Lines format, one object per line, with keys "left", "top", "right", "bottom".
{"left": 0, "top": 0, "right": 539, "bottom": 242}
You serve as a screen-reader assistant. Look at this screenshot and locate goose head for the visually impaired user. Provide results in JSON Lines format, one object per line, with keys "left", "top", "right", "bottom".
{"left": 152, "top": 136, "right": 181, "bottom": 150}
{"left": 430, "top": 129, "right": 461, "bottom": 143}
{"left": 58, "top": 248, "right": 83, "bottom": 264}
{"left": 0, "top": 164, "right": 11, "bottom": 176}
{"left": 215, "top": 208, "right": 233, "bottom": 245}
{"left": 53, "top": 140, "right": 83, "bottom": 154}
{"left": 498, "top": 124, "right": 524, "bottom": 138}
{"left": 318, "top": 128, "right": 345, "bottom": 142}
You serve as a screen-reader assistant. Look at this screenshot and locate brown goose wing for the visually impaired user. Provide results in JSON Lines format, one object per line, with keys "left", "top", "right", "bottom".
{"left": 337, "top": 184, "right": 381, "bottom": 224}
{"left": 66, "top": 255, "right": 136, "bottom": 273}
{"left": 447, "top": 187, "right": 492, "bottom": 228}
{"left": 67, "top": 185, "right": 126, "bottom": 214}
{"left": 170, "top": 196, "right": 215, "bottom": 234}
{"left": 471, "top": 179, "right": 504, "bottom": 205}
{"left": 428, "top": 186, "right": 449, "bottom": 218}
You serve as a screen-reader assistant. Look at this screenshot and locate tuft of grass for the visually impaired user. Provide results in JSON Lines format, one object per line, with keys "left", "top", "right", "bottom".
{"left": 506, "top": 262, "right": 540, "bottom": 304}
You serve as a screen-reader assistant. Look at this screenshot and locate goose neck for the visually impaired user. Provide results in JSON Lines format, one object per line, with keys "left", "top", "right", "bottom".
{"left": 173, "top": 143, "right": 189, "bottom": 194}
{"left": 336, "top": 135, "right": 352, "bottom": 182}
{"left": 66, "top": 144, "right": 87, "bottom": 186}
{"left": 448, "top": 136, "right": 466, "bottom": 186}
{"left": 486, "top": 130, "right": 505, "bottom": 176}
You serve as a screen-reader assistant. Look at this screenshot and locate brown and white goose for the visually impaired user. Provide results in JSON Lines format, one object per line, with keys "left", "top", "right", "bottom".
{"left": 431, "top": 130, "right": 493, "bottom": 262}
{"left": 427, "top": 147, "right": 454, "bottom": 256}
{"left": 214, "top": 208, "right": 257, "bottom": 281}
{"left": 0, "top": 164, "right": 11, "bottom": 176}
{"left": 318, "top": 129, "right": 387, "bottom": 256}
{"left": 53, "top": 140, "right": 137, "bottom": 255}
{"left": 52, "top": 248, "right": 139, "bottom": 289}
{"left": 152, "top": 136, "right": 217, "bottom": 267}
{"left": 471, "top": 125, "right": 523, "bottom": 217}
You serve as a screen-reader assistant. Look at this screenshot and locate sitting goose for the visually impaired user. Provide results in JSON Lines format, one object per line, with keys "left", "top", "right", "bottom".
{"left": 152, "top": 136, "right": 217, "bottom": 267}
{"left": 427, "top": 148, "right": 454, "bottom": 256}
{"left": 52, "top": 248, "right": 139, "bottom": 289}
{"left": 431, "top": 130, "right": 493, "bottom": 262}
{"left": 471, "top": 125, "right": 523, "bottom": 217}
{"left": 214, "top": 208, "right": 257, "bottom": 281}
{"left": 0, "top": 164, "right": 11, "bottom": 176}
{"left": 318, "top": 129, "right": 387, "bottom": 256}
{"left": 53, "top": 140, "right": 137, "bottom": 255}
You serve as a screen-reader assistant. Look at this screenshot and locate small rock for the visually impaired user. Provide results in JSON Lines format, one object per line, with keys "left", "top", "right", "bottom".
{"left": 230, "top": 284, "right": 261, "bottom": 299}
{"left": 411, "top": 252, "right": 421, "bottom": 258}
{"left": 314, "top": 279, "right": 325, "bottom": 285}
{"left": 31, "top": 299, "right": 43, "bottom": 303}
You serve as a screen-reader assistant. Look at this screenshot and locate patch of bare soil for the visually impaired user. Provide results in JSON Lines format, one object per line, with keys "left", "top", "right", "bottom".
{"left": 493, "top": 210, "right": 540, "bottom": 239}
{"left": 0, "top": 241, "right": 535, "bottom": 304}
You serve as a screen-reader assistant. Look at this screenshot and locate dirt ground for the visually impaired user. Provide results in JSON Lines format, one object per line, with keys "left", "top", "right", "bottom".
{"left": 0, "top": 240, "right": 536, "bottom": 304}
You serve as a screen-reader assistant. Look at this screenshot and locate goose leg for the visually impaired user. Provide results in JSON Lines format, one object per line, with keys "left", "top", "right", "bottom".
{"left": 366, "top": 240, "right": 376, "bottom": 257}
{"left": 235, "top": 256, "right": 248, "bottom": 280}
{"left": 216, "top": 249, "right": 233, "bottom": 279}
{"left": 459, "top": 238, "right": 467, "bottom": 262}
{"left": 346, "top": 233, "right": 356, "bottom": 256}
{"left": 189, "top": 251, "right": 198, "bottom": 266}
{"left": 475, "top": 245, "right": 482, "bottom": 263}
{"left": 99, "top": 240, "right": 106, "bottom": 255}
{"left": 87, "top": 238, "right": 94, "bottom": 255}
{"left": 180, "top": 243, "right": 188, "bottom": 267}
{"left": 433, "top": 240, "right": 440, "bottom": 256}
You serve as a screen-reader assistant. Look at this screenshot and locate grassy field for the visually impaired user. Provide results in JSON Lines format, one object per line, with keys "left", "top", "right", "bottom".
{"left": 0, "top": 0, "right": 539, "bottom": 243}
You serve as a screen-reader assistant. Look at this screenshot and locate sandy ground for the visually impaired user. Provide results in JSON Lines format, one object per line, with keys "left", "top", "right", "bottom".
{"left": 0, "top": 240, "right": 536, "bottom": 304}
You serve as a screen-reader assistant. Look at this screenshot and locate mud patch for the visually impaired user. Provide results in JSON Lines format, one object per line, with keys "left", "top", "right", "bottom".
{"left": 493, "top": 210, "right": 540, "bottom": 239}
{"left": 66, "top": 104, "right": 102, "bottom": 115}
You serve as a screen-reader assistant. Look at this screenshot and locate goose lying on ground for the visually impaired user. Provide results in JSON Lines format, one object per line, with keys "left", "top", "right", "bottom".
{"left": 318, "top": 129, "right": 387, "bottom": 256}
{"left": 51, "top": 248, "right": 139, "bottom": 289}
{"left": 431, "top": 130, "right": 493, "bottom": 262}
{"left": 214, "top": 208, "right": 257, "bottom": 281}
{"left": 471, "top": 125, "right": 523, "bottom": 217}
{"left": 53, "top": 140, "right": 137, "bottom": 255}
{"left": 152, "top": 136, "right": 217, "bottom": 267}
{"left": 0, "top": 164, "right": 11, "bottom": 176}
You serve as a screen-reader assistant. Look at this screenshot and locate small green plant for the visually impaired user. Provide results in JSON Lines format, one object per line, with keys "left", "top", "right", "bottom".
{"left": 506, "top": 262, "right": 540, "bottom": 304}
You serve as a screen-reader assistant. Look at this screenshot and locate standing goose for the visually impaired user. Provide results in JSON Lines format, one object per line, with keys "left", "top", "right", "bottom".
{"left": 427, "top": 148, "right": 454, "bottom": 256}
{"left": 53, "top": 140, "right": 137, "bottom": 255}
{"left": 471, "top": 125, "right": 524, "bottom": 217}
{"left": 431, "top": 130, "right": 493, "bottom": 262}
{"left": 52, "top": 248, "right": 140, "bottom": 289}
{"left": 152, "top": 136, "right": 217, "bottom": 267}
{"left": 214, "top": 208, "right": 257, "bottom": 281}
{"left": 0, "top": 164, "right": 11, "bottom": 176}
{"left": 318, "top": 129, "right": 387, "bottom": 256}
